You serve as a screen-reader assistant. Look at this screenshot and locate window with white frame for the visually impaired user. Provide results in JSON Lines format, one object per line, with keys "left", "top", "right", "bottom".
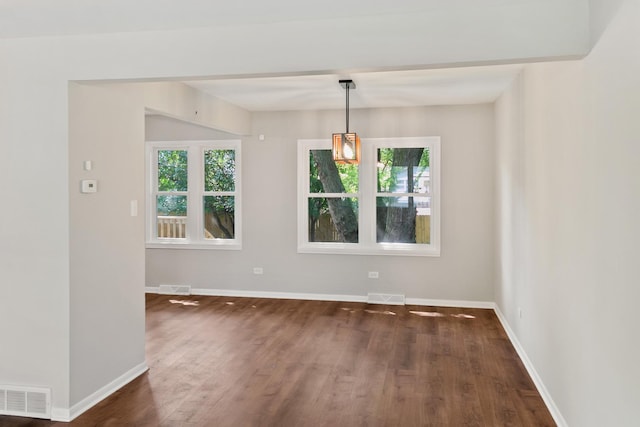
{"left": 146, "top": 140, "right": 241, "bottom": 249}
{"left": 298, "top": 137, "right": 440, "bottom": 256}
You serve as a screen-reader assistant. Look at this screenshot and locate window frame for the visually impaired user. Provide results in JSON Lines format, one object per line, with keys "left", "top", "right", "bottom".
{"left": 297, "top": 137, "right": 440, "bottom": 257}
{"left": 146, "top": 140, "right": 242, "bottom": 250}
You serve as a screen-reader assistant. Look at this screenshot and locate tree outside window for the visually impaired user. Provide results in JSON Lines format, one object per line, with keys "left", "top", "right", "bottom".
{"left": 299, "top": 137, "right": 440, "bottom": 256}
{"left": 147, "top": 141, "right": 241, "bottom": 249}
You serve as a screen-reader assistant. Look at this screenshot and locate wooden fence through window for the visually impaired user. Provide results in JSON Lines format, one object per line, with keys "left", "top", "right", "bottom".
{"left": 310, "top": 214, "right": 430, "bottom": 244}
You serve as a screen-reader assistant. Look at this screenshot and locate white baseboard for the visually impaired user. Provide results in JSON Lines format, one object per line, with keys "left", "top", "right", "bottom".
{"left": 50, "top": 407, "right": 71, "bottom": 423}
{"left": 405, "top": 297, "right": 495, "bottom": 309}
{"left": 493, "top": 306, "right": 567, "bottom": 427}
{"left": 192, "top": 288, "right": 367, "bottom": 303}
{"left": 145, "top": 286, "right": 366, "bottom": 302}
{"left": 51, "top": 361, "right": 149, "bottom": 422}
{"left": 145, "top": 287, "right": 497, "bottom": 310}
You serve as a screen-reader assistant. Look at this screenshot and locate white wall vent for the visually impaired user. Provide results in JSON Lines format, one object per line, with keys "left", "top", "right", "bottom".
{"left": 367, "top": 293, "right": 405, "bottom": 305}
{"left": 0, "top": 385, "right": 51, "bottom": 419}
{"left": 158, "top": 284, "right": 191, "bottom": 295}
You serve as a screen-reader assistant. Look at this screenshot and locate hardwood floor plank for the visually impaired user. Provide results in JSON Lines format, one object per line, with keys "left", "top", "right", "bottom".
{"left": 0, "top": 295, "right": 556, "bottom": 426}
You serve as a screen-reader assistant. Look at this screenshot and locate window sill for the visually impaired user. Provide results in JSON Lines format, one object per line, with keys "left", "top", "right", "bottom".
{"left": 146, "top": 241, "right": 241, "bottom": 251}
{"left": 297, "top": 243, "right": 440, "bottom": 257}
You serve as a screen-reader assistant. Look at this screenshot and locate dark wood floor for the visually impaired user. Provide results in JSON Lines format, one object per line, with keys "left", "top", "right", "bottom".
{"left": 1, "top": 294, "right": 555, "bottom": 426}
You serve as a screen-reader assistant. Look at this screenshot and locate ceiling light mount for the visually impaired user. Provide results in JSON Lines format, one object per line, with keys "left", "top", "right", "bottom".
{"left": 332, "top": 79, "right": 360, "bottom": 164}
{"left": 339, "top": 79, "right": 356, "bottom": 90}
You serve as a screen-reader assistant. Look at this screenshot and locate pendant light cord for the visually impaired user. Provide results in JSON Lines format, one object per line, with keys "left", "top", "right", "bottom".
{"left": 345, "top": 84, "right": 350, "bottom": 133}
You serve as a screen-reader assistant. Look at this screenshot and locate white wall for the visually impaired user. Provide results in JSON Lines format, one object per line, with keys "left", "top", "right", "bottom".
{"left": 68, "top": 83, "right": 147, "bottom": 408}
{"left": 589, "top": 0, "right": 625, "bottom": 44}
{"left": 0, "top": 58, "right": 71, "bottom": 411}
{"left": 495, "top": 1, "right": 640, "bottom": 425}
{"left": 145, "top": 114, "right": 239, "bottom": 141}
{"left": 146, "top": 105, "right": 496, "bottom": 302}
{"left": 142, "top": 82, "right": 250, "bottom": 136}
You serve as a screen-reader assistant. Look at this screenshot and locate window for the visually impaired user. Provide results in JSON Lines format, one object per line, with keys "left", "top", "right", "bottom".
{"left": 298, "top": 137, "right": 440, "bottom": 256}
{"left": 146, "top": 140, "right": 241, "bottom": 249}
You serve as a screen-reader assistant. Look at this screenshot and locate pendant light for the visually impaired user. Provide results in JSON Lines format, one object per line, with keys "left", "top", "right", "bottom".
{"left": 332, "top": 79, "right": 361, "bottom": 164}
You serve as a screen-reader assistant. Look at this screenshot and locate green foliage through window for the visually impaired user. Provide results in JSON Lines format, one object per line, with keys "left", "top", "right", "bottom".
{"left": 204, "top": 149, "right": 235, "bottom": 192}
{"left": 158, "top": 150, "right": 188, "bottom": 192}
{"left": 157, "top": 195, "right": 187, "bottom": 216}
{"left": 151, "top": 141, "right": 241, "bottom": 245}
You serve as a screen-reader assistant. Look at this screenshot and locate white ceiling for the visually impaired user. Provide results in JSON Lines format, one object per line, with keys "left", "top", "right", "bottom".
{"left": 183, "top": 65, "right": 523, "bottom": 112}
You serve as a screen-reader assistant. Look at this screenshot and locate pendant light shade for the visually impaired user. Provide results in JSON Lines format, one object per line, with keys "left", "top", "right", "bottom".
{"left": 332, "top": 80, "right": 360, "bottom": 164}
{"left": 332, "top": 132, "right": 361, "bottom": 164}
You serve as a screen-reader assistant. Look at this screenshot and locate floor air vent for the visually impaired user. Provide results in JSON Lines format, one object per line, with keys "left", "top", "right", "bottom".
{"left": 0, "top": 385, "right": 50, "bottom": 419}
{"left": 367, "top": 293, "right": 405, "bottom": 305}
{"left": 158, "top": 284, "right": 191, "bottom": 295}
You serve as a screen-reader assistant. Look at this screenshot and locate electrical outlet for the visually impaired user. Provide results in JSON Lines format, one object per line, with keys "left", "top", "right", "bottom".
{"left": 253, "top": 267, "right": 264, "bottom": 275}
{"left": 368, "top": 271, "right": 379, "bottom": 279}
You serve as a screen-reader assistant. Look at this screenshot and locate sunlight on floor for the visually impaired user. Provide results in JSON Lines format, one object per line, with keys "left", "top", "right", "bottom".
{"left": 336, "top": 307, "right": 475, "bottom": 318}
{"left": 364, "top": 309, "right": 397, "bottom": 316}
{"left": 339, "top": 307, "right": 396, "bottom": 315}
{"left": 169, "top": 299, "right": 199, "bottom": 306}
{"left": 451, "top": 313, "right": 476, "bottom": 319}
{"left": 409, "top": 311, "right": 475, "bottom": 319}
{"left": 410, "top": 310, "right": 445, "bottom": 317}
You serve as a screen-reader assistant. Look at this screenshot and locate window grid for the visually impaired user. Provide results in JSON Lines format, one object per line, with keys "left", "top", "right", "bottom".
{"left": 298, "top": 137, "right": 440, "bottom": 256}
{"left": 146, "top": 140, "right": 241, "bottom": 250}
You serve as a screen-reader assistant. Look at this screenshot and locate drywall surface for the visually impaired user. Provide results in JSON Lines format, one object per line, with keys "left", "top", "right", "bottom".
{"left": 145, "top": 114, "right": 239, "bottom": 141}
{"left": 589, "top": 0, "right": 626, "bottom": 45}
{"left": 0, "top": 51, "right": 71, "bottom": 412}
{"left": 68, "top": 83, "right": 147, "bottom": 407}
{"left": 146, "top": 105, "right": 496, "bottom": 302}
{"left": 495, "top": 1, "right": 640, "bottom": 425}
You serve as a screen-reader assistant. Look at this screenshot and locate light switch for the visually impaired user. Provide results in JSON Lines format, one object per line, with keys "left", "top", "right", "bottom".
{"left": 81, "top": 179, "right": 98, "bottom": 193}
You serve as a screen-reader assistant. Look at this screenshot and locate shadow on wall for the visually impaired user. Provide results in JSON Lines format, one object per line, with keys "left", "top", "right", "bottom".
{"left": 589, "top": 0, "right": 625, "bottom": 46}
